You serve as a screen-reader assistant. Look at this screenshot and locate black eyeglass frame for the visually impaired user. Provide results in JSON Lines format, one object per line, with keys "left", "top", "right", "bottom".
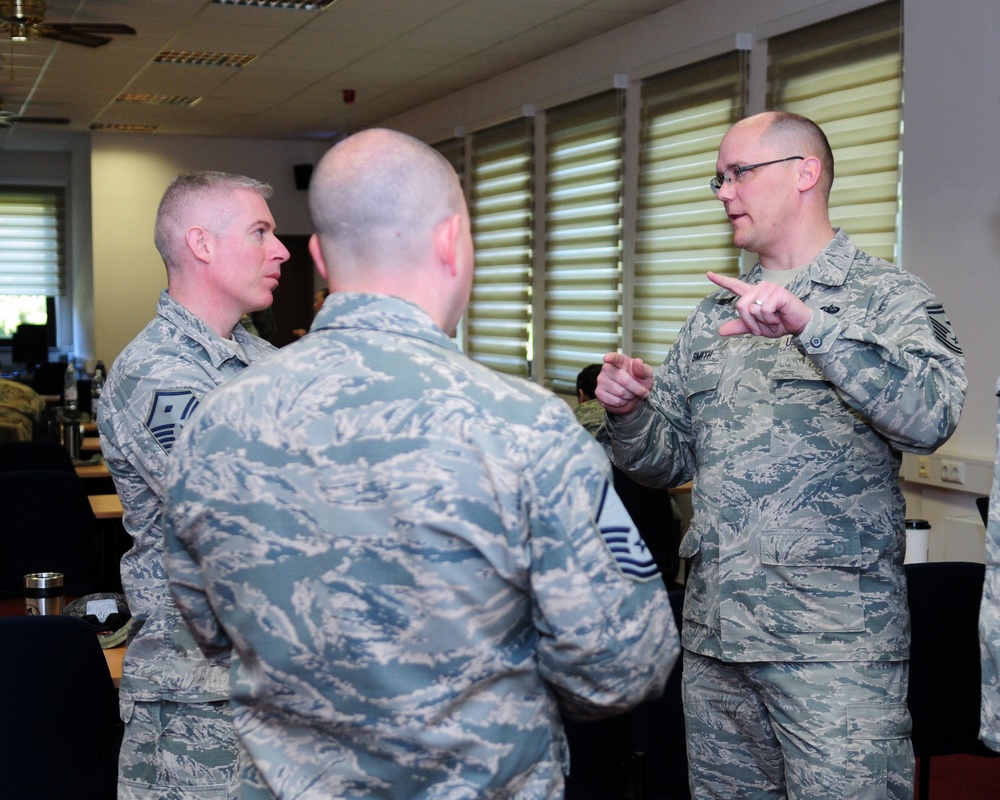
{"left": 710, "top": 156, "right": 805, "bottom": 195}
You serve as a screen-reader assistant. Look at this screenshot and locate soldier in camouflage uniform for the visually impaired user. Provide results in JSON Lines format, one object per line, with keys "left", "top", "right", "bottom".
{"left": 981, "top": 379, "right": 1000, "bottom": 751}
{"left": 162, "top": 128, "right": 679, "bottom": 800}
{"left": 98, "top": 172, "right": 290, "bottom": 800}
{"left": 0, "top": 377, "right": 46, "bottom": 441}
{"left": 596, "top": 112, "right": 967, "bottom": 798}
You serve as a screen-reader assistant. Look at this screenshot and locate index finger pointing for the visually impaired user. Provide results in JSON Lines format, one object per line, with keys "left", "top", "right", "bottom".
{"left": 706, "top": 271, "right": 749, "bottom": 297}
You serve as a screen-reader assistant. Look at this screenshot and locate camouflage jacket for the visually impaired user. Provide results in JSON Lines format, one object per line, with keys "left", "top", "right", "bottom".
{"left": 163, "top": 292, "right": 678, "bottom": 800}
{"left": 601, "top": 230, "right": 967, "bottom": 663}
{"left": 0, "top": 377, "right": 46, "bottom": 441}
{"left": 98, "top": 290, "right": 276, "bottom": 705}
{"left": 981, "top": 375, "right": 1000, "bottom": 751}
{"left": 574, "top": 397, "right": 606, "bottom": 436}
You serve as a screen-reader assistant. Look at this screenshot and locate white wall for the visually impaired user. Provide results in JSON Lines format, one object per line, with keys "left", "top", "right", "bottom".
{"left": 90, "top": 133, "right": 328, "bottom": 363}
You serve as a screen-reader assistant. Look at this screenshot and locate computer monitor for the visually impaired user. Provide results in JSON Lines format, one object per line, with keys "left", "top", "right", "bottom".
{"left": 11, "top": 324, "right": 50, "bottom": 371}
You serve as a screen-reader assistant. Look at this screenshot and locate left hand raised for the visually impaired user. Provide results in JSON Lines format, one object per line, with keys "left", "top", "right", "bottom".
{"left": 707, "top": 271, "right": 813, "bottom": 338}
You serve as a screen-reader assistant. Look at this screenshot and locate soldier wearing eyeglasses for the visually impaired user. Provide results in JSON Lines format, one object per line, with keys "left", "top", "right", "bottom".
{"left": 596, "top": 111, "right": 967, "bottom": 799}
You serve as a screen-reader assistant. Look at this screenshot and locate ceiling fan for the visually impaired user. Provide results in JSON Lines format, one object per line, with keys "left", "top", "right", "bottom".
{"left": 0, "top": 0, "right": 135, "bottom": 48}
{"left": 0, "top": 99, "right": 69, "bottom": 127}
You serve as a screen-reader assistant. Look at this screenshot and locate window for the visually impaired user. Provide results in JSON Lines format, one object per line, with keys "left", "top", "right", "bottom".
{"left": 542, "top": 90, "right": 624, "bottom": 394}
{"left": 768, "top": 0, "right": 902, "bottom": 262}
{"left": 0, "top": 188, "right": 64, "bottom": 344}
{"left": 452, "top": 1, "right": 902, "bottom": 395}
{"left": 632, "top": 52, "right": 746, "bottom": 364}
{"left": 466, "top": 118, "right": 534, "bottom": 377}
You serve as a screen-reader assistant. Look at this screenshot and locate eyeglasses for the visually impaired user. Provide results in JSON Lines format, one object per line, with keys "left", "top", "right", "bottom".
{"left": 710, "top": 156, "right": 804, "bottom": 195}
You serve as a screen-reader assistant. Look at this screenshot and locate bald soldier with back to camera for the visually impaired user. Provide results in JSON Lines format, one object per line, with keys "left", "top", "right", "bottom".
{"left": 163, "top": 128, "right": 679, "bottom": 800}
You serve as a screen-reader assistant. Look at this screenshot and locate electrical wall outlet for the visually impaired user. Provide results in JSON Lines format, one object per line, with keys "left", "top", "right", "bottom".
{"left": 916, "top": 456, "right": 931, "bottom": 479}
{"left": 941, "top": 459, "right": 966, "bottom": 484}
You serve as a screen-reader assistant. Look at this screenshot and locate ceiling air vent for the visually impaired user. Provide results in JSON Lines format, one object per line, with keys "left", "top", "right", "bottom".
{"left": 210, "top": 0, "right": 339, "bottom": 9}
{"left": 154, "top": 51, "right": 257, "bottom": 68}
{"left": 117, "top": 94, "right": 202, "bottom": 107}
{"left": 90, "top": 123, "right": 159, "bottom": 133}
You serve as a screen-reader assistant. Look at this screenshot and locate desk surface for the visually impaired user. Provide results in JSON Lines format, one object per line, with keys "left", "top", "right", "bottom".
{"left": 76, "top": 462, "right": 110, "bottom": 479}
{"left": 104, "top": 645, "right": 123, "bottom": 686}
{"left": 89, "top": 493, "right": 123, "bottom": 520}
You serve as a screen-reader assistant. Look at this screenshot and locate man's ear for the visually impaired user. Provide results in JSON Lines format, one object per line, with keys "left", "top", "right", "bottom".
{"left": 434, "top": 213, "right": 462, "bottom": 277}
{"left": 797, "top": 156, "right": 823, "bottom": 192}
{"left": 308, "top": 233, "right": 329, "bottom": 281}
{"left": 185, "top": 226, "right": 212, "bottom": 264}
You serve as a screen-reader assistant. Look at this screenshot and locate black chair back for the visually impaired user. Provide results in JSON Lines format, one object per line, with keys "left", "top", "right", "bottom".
{"left": 0, "top": 439, "right": 76, "bottom": 473}
{"left": 0, "top": 469, "right": 101, "bottom": 599}
{"left": 0, "top": 615, "right": 121, "bottom": 799}
{"left": 906, "top": 560, "right": 998, "bottom": 798}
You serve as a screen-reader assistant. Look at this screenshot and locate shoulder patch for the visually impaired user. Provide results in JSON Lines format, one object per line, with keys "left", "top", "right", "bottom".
{"left": 596, "top": 480, "right": 660, "bottom": 581}
{"left": 924, "top": 302, "right": 963, "bottom": 356}
{"left": 145, "top": 390, "right": 200, "bottom": 453}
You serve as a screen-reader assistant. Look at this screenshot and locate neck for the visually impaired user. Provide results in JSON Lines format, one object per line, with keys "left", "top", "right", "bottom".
{"left": 758, "top": 219, "right": 835, "bottom": 271}
{"left": 167, "top": 285, "right": 239, "bottom": 339}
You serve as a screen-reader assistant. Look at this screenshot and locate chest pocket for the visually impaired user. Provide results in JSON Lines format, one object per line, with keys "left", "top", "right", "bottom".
{"left": 686, "top": 350, "right": 725, "bottom": 467}
{"left": 769, "top": 351, "right": 853, "bottom": 459}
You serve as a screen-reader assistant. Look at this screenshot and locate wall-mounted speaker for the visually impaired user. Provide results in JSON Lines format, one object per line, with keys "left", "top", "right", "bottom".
{"left": 293, "top": 164, "right": 313, "bottom": 191}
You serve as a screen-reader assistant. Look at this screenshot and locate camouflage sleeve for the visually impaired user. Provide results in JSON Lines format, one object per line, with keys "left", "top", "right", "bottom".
{"left": 162, "top": 418, "right": 232, "bottom": 665}
{"left": 529, "top": 402, "right": 679, "bottom": 718}
{"left": 597, "top": 323, "right": 699, "bottom": 491}
{"left": 981, "top": 377, "right": 1000, "bottom": 751}
{"left": 99, "top": 352, "right": 217, "bottom": 508}
{"left": 796, "top": 281, "right": 966, "bottom": 454}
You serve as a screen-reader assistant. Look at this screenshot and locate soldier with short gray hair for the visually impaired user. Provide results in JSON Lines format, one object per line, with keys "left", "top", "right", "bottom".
{"left": 99, "top": 170, "right": 290, "bottom": 800}
{"left": 163, "top": 128, "right": 679, "bottom": 800}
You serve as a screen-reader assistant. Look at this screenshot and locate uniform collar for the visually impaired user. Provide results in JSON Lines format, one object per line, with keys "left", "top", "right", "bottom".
{"left": 156, "top": 290, "right": 258, "bottom": 368}
{"left": 311, "top": 292, "right": 459, "bottom": 352}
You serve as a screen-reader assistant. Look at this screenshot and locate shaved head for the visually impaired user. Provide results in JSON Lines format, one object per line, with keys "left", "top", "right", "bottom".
{"left": 758, "top": 112, "right": 835, "bottom": 199}
{"left": 309, "top": 128, "right": 466, "bottom": 271}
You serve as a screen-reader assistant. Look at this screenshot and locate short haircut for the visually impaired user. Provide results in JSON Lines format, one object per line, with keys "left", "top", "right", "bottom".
{"left": 153, "top": 171, "right": 274, "bottom": 270}
{"left": 576, "top": 364, "right": 603, "bottom": 400}
{"left": 762, "top": 112, "right": 835, "bottom": 199}
{"left": 309, "top": 129, "right": 464, "bottom": 267}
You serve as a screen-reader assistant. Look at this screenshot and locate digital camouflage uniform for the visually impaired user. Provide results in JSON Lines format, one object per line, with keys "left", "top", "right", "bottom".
{"left": 163, "top": 292, "right": 680, "bottom": 800}
{"left": 98, "top": 290, "right": 276, "bottom": 800}
{"left": 980, "top": 375, "right": 1000, "bottom": 751}
{"left": 574, "top": 397, "right": 606, "bottom": 436}
{"left": 0, "top": 377, "right": 46, "bottom": 441}
{"left": 599, "top": 230, "right": 967, "bottom": 798}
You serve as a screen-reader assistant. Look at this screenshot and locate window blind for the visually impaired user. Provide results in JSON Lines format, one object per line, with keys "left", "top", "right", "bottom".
{"left": 543, "top": 90, "right": 624, "bottom": 394}
{"left": 466, "top": 118, "right": 534, "bottom": 377}
{"left": 632, "top": 52, "right": 745, "bottom": 365}
{"left": 0, "top": 189, "right": 65, "bottom": 296}
{"left": 433, "top": 136, "right": 465, "bottom": 192}
{"left": 768, "top": 0, "right": 902, "bottom": 263}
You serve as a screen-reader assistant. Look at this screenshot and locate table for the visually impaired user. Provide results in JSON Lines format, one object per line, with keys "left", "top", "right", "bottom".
{"left": 104, "top": 645, "right": 124, "bottom": 686}
{"left": 76, "top": 462, "right": 111, "bottom": 479}
{"left": 89, "top": 493, "right": 123, "bottom": 520}
{"left": 82, "top": 435, "right": 101, "bottom": 453}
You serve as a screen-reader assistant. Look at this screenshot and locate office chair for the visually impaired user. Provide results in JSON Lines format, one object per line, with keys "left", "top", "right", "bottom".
{"left": 564, "top": 588, "right": 688, "bottom": 799}
{"left": 630, "top": 588, "right": 689, "bottom": 799}
{"left": 0, "top": 615, "right": 121, "bottom": 800}
{"left": 0, "top": 439, "right": 76, "bottom": 474}
{"left": 905, "top": 560, "right": 998, "bottom": 799}
{"left": 0, "top": 469, "right": 102, "bottom": 599}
